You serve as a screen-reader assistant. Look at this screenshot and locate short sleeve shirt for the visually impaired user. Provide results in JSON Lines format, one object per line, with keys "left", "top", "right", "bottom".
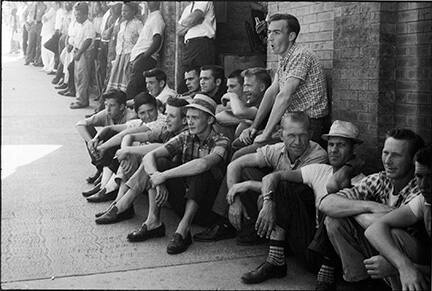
{"left": 116, "top": 18, "right": 143, "bottom": 55}
{"left": 73, "top": 19, "right": 96, "bottom": 50}
{"left": 277, "top": 43, "right": 328, "bottom": 118}
{"left": 155, "top": 85, "right": 177, "bottom": 104}
{"left": 83, "top": 108, "right": 137, "bottom": 127}
{"left": 163, "top": 129, "right": 230, "bottom": 180}
{"left": 256, "top": 141, "right": 328, "bottom": 171}
{"left": 130, "top": 10, "right": 165, "bottom": 61}
{"left": 179, "top": 1, "right": 216, "bottom": 42}
{"left": 408, "top": 195, "right": 431, "bottom": 237}
{"left": 331, "top": 172, "right": 420, "bottom": 208}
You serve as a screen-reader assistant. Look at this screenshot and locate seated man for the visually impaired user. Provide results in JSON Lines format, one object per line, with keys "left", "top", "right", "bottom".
{"left": 319, "top": 129, "right": 425, "bottom": 290}
{"left": 217, "top": 67, "right": 271, "bottom": 143}
{"left": 84, "top": 92, "right": 166, "bottom": 202}
{"left": 75, "top": 89, "right": 137, "bottom": 183}
{"left": 199, "top": 65, "right": 225, "bottom": 104}
{"left": 194, "top": 112, "right": 327, "bottom": 244}
{"left": 364, "top": 145, "right": 431, "bottom": 291}
{"left": 126, "top": 68, "right": 177, "bottom": 110}
{"left": 239, "top": 120, "right": 363, "bottom": 284}
{"left": 97, "top": 94, "right": 230, "bottom": 256}
{"left": 178, "top": 66, "right": 201, "bottom": 101}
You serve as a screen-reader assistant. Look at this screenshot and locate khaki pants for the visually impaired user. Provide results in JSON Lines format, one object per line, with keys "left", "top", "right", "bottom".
{"left": 74, "top": 50, "right": 91, "bottom": 106}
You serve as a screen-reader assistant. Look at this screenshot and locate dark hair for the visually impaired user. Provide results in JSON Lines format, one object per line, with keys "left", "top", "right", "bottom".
{"left": 74, "top": 2, "right": 89, "bottom": 14}
{"left": 133, "top": 92, "right": 157, "bottom": 113}
{"left": 184, "top": 66, "right": 201, "bottom": 76}
{"left": 144, "top": 68, "right": 167, "bottom": 83}
{"left": 242, "top": 67, "right": 272, "bottom": 89}
{"left": 267, "top": 14, "right": 300, "bottom": 42}
{"left": 385, "top": 128, "right": 425, "bottom": 159}
{"left": 166, "top": 97, "right": 189, "bottom": 117}
{"left": 148, "top": 1, "right": 160, "bottom": 10}
{"left": 282, "top": 111, "right": 310, "bottom": 130}
{"left": 102, "top": 89, "right": 127, "bottom": 106}
{"left": 414, "top": 145, "right": 432, "bottom": 169}
{"left": 123, "top": 2, "right": 139, "bottom": 16}
{"left": 200, "top": 65, "right": 225, "bottom": 82}
{"left": 228, "top": 69, "right": 244, "bottom": 86}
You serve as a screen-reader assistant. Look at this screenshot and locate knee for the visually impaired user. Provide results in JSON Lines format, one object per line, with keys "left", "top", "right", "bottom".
{"left": 324, "top": 216, "right": 345, "bottom": 236}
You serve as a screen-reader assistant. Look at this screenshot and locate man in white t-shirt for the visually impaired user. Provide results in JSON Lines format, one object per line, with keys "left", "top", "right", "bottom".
{"left": 364, "top": 145, "right": 431, "bottom": 291}
{"left": 177, "top": 1, "right": 216, "bottom": 93}
{"left": 127, "top": 1, "right": 165, "bottom": 100}
{"left": 239, "top": 120, "right": 363, "bottom": 285}
{"left": 144, "top": 68, "right": 177, "bottom": 107}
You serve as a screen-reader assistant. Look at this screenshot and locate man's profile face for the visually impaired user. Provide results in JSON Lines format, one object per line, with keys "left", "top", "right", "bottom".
{"left": 382, "top": 137, "right": 413, "bottom": 180}
{"left": 137, "top": 103, "right": 158, "bottom": 123}
{"left": 186, "top": 108, "right": 210, "bottom": 135}
{"left": 146, "top": 77, "right": 164, "bottom": 98}
{"left": 105, "top": 98, "right": 123, "bottom": 119}
{"left": 200, "top": 70, "right": 217, "bottom": 94}
{"left": 226, "top": 77, "right": 243, "bottom": 97}
{"left": 327, "top": 137, "right": 354, "bottom": 168}
{"left": 243, "top": 75, "right": 263, "bottom": 105}
{"left": 415, "top": 161, "right": 432, "bottom": 204}
{"left": 268, "top": 19, "right": 291, "bottom": 55}
{"left": 165, "top": 105, "right": 185, "bottom": 133}
{"left": 184, "top": 70, "right": 200, "bottom": 92}
{"left": 281, "top": 119, "right": 310, "bottom": 159}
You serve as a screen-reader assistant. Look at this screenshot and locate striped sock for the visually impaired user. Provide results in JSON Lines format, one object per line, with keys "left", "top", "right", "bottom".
{"left": 266, "top": 240, "right": 285, "bottom": 266}
{"left": 317, "top": 264, "right": 335, "bottom": 283}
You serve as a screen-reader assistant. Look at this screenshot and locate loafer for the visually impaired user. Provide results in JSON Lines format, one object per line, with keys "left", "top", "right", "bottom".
{"left": 70, "top": 102, "right": 88, "bottom": 109}
{"left": 87, "top": 188, "right": 118, "bottom": 203}
{"left": 95, "top": 202, "right": 116, "bottom": 218}
{"left": 55, "top": 83, "right": 67, "bottom": 89}
{"left": 241, "top": 262, "right": 287, "bottom": 284}
{"left": 86, "top": 169, "right": 102, "bottom": 184}
{"left": 47, "top": 71, "right": 56, "bottom": 75}
{"left": 82, "top": 183, "right": 101, "bottom": 197}
{"left": 167, "top": 232, "right": 192, "bottom": 255}
{"left": 193, "top": 221, "right": 236, "bottom": 242}
{"left": 64, "top": 92, "right": 77, "bottom": 98}
{"left": 58, "top": 88, "right": 70, "bottom": 95}
{"left": 127, "top": 223, "right": 166, "bottom": 242}
{"left": 51, "top": 77, "right": 61, "bottom": 84}
{"left": 95, "top": 205, "right": 135, "bottom": 225}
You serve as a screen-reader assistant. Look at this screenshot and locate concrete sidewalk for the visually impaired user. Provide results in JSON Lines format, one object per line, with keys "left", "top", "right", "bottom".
{"left": 1, "top": 54, "right": 315, "bottom": 290}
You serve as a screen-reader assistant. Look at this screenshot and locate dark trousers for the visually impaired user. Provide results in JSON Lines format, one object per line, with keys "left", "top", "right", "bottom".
{"left": 67, "top": 60, "right": 76, "bottom": 94}
{"left": 86, "top": 128, "right": 120, "bottom": 173}
{"left": 274, "top": 181, "right": 321, "bottom": 272}
{"left": 25, "top": 22, "right": 42, "bottom": 64}
{"left": 126, "top": 53, "right": 156, "bottom": 100}
{"left": 310, "top": 116, "right": 330, "bottom": 148}
{"left": 22, "top": 24, "right": 28, "bottom": 56}
{"left": 156, "top": 157, "right": 222, "bottom": 227}
{"left": 178, "top": 37, "right": 215, "bottom": 93}
{"left": 98, "top": 42, "right": 109, "bottom": 94}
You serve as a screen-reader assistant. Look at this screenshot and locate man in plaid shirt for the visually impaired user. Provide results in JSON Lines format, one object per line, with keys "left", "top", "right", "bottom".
{"left": 319, "top": 128, "right": 425, "bottom": 290}
{"left": 238, "top": 13, "right": 329, "bottom": 155}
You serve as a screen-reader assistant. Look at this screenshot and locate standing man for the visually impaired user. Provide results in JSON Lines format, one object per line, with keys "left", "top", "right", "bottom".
{"left": 177, "top": 1, "right": 216, "bottom": 93}
{"left": 24, "top": 2, "right": 47, "bottom": 66}
{"left": 69, "top": 2, "right": 96, "bottom": 109}
{"left": 319, "top": 129, "right": 425, "bottom": 290}
{"left": 127, "top": 1, "right": 165, "bottom": 101}
{"left": 239, "top": 14, "right": 328, "bottom": 150}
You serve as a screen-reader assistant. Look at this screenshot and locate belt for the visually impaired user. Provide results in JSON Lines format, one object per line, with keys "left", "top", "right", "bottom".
{"left": 185, "top": 36, "right": 212, "bottom": 44}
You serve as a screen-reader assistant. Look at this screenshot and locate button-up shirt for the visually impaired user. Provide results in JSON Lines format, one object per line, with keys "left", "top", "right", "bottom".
{"left": 332, "top": 171, "right": 420, "bottom": 207}
{"left": 72, "top": 19, "right": 96, "bottom": 50}
{"left": 277, "top": 43, "right": 328, "bottom": 118}
{"left": 164, "top": 129, "right": 230, "bottom": 180}
{"left": 115, "top": 18, "right": 143, "bottom": 55}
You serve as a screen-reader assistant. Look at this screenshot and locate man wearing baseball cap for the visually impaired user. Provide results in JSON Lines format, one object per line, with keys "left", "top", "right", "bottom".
{"left": 114, "top": 94, "right": 230, "bottom": 254}
{"left": 319, "top": 128, "right": 424, "bottom": 290}
{"left": 239, "top": 120, "right": 364, "bottom": 285}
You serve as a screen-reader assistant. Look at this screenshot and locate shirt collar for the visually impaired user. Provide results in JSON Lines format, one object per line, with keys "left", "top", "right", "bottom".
{"left": 280, "top": 43, "right": 298, "bottom": 63}
{"left": 281, "top": 142, "right": 312, "bottom": 168}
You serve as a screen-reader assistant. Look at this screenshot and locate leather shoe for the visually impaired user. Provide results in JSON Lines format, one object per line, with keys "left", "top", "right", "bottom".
{"left": 193, "top": 221, "right": 236, "bottom": 242}
{"left": 86, "top": 169, "right": 102, "bottom": 184}
{"left": 167, "top": 232, "right": 192, "bottom": 254}
{"left": 95, "top": 202, "right": 116, "bottom": 218}
{"left": 127, "top": 223, "right": 165, "bottom": 242}
{"left": 241, "top": 262, "right": 287, "bottom": 284}
{"left": 55, "top": 83, "right": 67, "bottom": 90}
{"left": 58, "top": 88, "right": 70, "bottom": 95}
{"left": 87, "top": 188, "right": 118, "bottom": 203}
{"left": 51, "top": 76, "right": 61, "bottom": 84}
{"left": 82, "top": 183, "right": 101, "bottom": 197}
{"left": 47, "top": 71, "right": 56, "bottom": 75}
{"left": 64, "top": 91, "right": 77, "bottom": 98}
{"left": 70, "top": 102, "right": 88, "bottom": 109}
{"left": 95, "top": 205, "right": 135, "bottom": 224}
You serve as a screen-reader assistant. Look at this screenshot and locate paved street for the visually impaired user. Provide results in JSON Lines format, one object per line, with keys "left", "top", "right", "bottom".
{"left": 1, "top": 54, "right": 314, "bottom": 289}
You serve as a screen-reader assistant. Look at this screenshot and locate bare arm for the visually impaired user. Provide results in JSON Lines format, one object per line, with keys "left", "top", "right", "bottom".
{"left": 97, "top": 125, "right": 151, "bottom": 152}
{"left": 229, "top": 94, "right": 257, "bottom": 120}
{"left": 226, "top": 153, "right": 266, "bottom": 193}
{"left": 365, "top": 206, "right": 428, "bottom": 291}
{"left": 250, "top": 74, "right": 279, "bottom": 131}
{"left": 75, "top": 121, "right": 96, "bottom": 142}
{"left": 261, "top": 169, "right": 303, "bottom": 195}
{"left": 135, "top": 34, "right": 162, "bottom": 60}
{"left": 258, "top": 77, "right": 300, "bottom": 140}
{"left": 216, "top": 110, "right": 241, "bottom": 126}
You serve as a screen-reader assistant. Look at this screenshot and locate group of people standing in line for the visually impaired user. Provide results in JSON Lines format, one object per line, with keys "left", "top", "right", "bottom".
{"left": 11, "top": 1, "right": 431, "bottom": 290}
